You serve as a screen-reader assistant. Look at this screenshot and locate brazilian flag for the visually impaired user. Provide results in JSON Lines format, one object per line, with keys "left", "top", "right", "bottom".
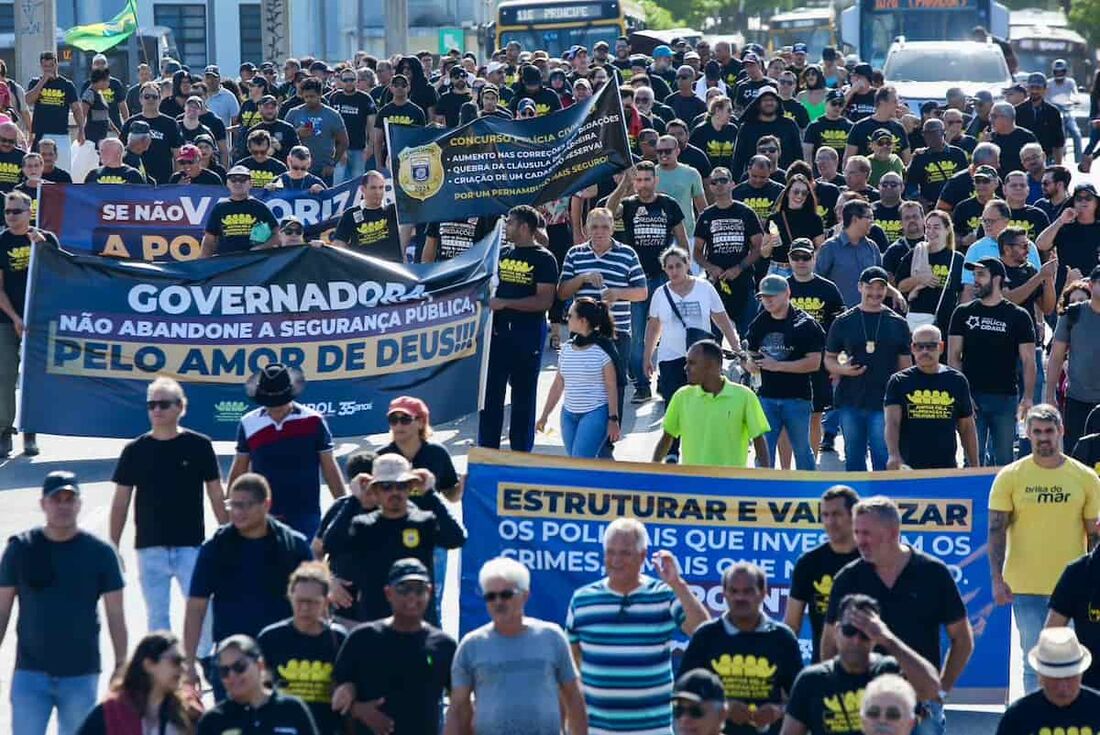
{"left": 64, "top": 0, "right": 138, "bottom": 53}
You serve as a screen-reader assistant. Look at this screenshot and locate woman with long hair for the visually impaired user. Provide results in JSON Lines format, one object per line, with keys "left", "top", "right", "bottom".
{"left": 537, "top": 297, "right": 621, "bottom": 458}
{"left": 395, "top": 55, "right": 438, "bottom": 116}
{"left": 895, "top": 209, "right": 963, "bottom": 331}
{"left": 77, "top": 631, "right": 198, "bottom": 735}
{"left": 796, "top": 65, "right": 828, "bottom": 121}
{"left": 762, "top": 174, "right": 824, "bottom": 277}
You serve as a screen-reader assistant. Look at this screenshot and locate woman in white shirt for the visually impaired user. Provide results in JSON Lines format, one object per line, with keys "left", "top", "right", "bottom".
{"left": 643, "top": 246, "right": 741, "bottom": 404}
{"left": 537, "top": 297, "right": 621, "bottom": 458}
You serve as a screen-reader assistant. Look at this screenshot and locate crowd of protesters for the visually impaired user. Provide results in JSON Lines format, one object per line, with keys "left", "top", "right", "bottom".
{"left": 0, "top": 28, "right": 1098, "bottom": 735}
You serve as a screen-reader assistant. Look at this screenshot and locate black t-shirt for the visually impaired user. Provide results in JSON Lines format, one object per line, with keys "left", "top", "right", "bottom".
{"left": 111, "top": 430, "right": 220, "bottom": 548}
{"left": 975, "top": 205, "right": 1050, "bottom": 243}
{"left": 177, "top": 121, "right": 215, "bottom": 146}
{"left": 679, "top": 617, "right": 803, "bottom": 735}
{"left": 377, "top": 441, "right": 459, "bottom": 493}
{"left": 746, "top": 307, "right": 825, "bottom": 399}
{"left": 196, "top": 691, "right": 319, "bottom": 735}
{"left": 814, "top": 181, "right": 841, "bottom": 228}
{"left": 159, "top": 97, "right": 184, "bottom": 119}
{"left": 939, "top": 171, "right": 976, "bottom": 210}
{"left": 332, "top": 620, "right": 456, "bottom": 735}
{"left": 0, "top": 147, "right": 26, "bottom": 192}
{"left": 788, "top": 543, "right": 861, "bottom": 661}
{"left": 804, "top": 116, "right": 853, "bottom": 155}
{"left": 41, "top": 167, "right": 72, "bottom": 184}
{"left": 121, "top": 113, "right": 184, "bottom": 187}
{"left": 237, "top": 155, "right": 289, "bottom": 189}
{"left": 0, "top": 229, "right": 58, "bottom": 322}
{"left": 0, "top": 530, "right": 124, "bottom": 676}
{"left": 237, "top": 98, "right": 263, "bottom": 129}
{"left": 781, "top": 98, "right": 810, "bottom": 129}
{"left": 896, "top": 247, "right": 963, "bottom": 315}
{"left": 947, "top": 298, "right": 1035, "bottom": 394}
{"left": 1054, "top": 221, "right": 1100, "bottom": 276}
{"left": 82, "top": 76, "right": 126, "bottom": 129}
{"left": 1050, "top": 551, "right": 1100, "bottom": 689}
{"left": 908, "top": 146, "right": 969, "bottom": 203}
{"left": 508, "top": 86, "right": 561, "bottom": 117}
{"left": 689, "top": 121, "right": 739, "bottom": 170}
{"left": 871, "top": 202, "right": 903, "bottom": 244}
{"left": 733, "top": 77, "right": 776, "bottom": 113}
{"left": 952, "top": 196, "right": 985, "bottom": 239}
{"left": 84, "top": 165, "right": 146, "bottom": 184}
{"left": 786, "top": 654, "right": 901, "bottom": 734}
{"left": 825, "top": 307, "right": 911, "bottom": 409}
{"left": 258, "top": 619, "right": 348, "bottom": 735}
{"left": 995, "top": 686, "right": 1100, "bottom": 735}
{"left": 1003, "top": 262, "right": 1046, "bottom": 342}
{"left": 332, "top": 205, "right": 404, "bottom": 262}
{"left": 234, "top": 119, "right": 301, "bottom": 162}
{"left": 495, "top": 244, "right": 559, "bottom": 336}
{"left": 847, "top": 118, "right": 909, "bottom": 158}
{"left": 845, "top": 92, "right": 876, "bottom": 122}
{"left": 81, "top": 87, "right": 111, "bottom": 143}
{"left": 373, "top": 100, "right": 427, "bottom": 130}
{"left": 884, "top": 365, "right": 974, "bottom": 469}
{"left": 204, "top": 197, "right": 279, "bottom": 255}
{"left": 621, "top": 194, "right": 685, "bottom": 276}
{"left": 170, "top": 168, "right": 225, "bottom": 185}
{"left": 989, "top": 127, "right": 1038, "bottom": 175}
{"left": 668, "top": 93, "right": 707, "bottom": 125}
{"left": 677, "top": 143, "right": 714, "bottom": 180}
{"left": 426, "top": 216, "right": 496, "bottom": 261}
{"left": 732, "top": 179, "right": 784, "bottom": 223}
{"left": 1073, "top": 434, "right": 1100, "bottom": 475}
{"left": 767, "top": 208, "right": 824, "bottom": 264}
{"left": 434, "top": 90, "right": 474, "bottom": 128}
{"left": 326, "top": 90, "right": 377, "bottom": 149}
{"left": 882, "top": 238, "right": 918, "bottom": 280}
{"left": 695, "top": 201, "right": 764, "bottom": 297}
{"left": 788, "top": 275, "right": 845, "bottom": 336}
{"left": 28, "top": 76, "right": 78, "bottom": 136}
{"left": 122, "top": 151, "right": 151, "bottom": 183}
{"left": 826, "top": 549, "right": 967, "bottom": 667}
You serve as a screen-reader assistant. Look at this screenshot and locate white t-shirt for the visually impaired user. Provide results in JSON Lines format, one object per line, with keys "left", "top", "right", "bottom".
{"left": 559, "top": 341, "right": 612, "bottom": 413}
{"left": 648, "top": 277, "right": 725, "bottom": 362}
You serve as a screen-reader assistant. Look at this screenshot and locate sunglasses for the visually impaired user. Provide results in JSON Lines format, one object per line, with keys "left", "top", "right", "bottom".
{"left": 864, "top": 706, "right": 905, "bottom": 721}
{"left": 484, "top": 589, "right": 518, "bottom": 603}
{"left": 913, "top": 342, "right": 940, "bottom": 351}
{"left": 142, "top": 94, "right": 159, "bottom": 100}
{"left": 394, "top": 581, "right": 430, "bottom": 596}
{"left": 875, "top": 139, "right": 893, "bottom": 146}
{"left": 656, "top": 148, "right": 676, "bottom": 154}
{"left": 146, "top": 399, "right": 179, "bottom": 410}
{"left": 779, "top": 79, "right": 796, "bottom": 86}
{"left": 374, "top": 481, "right": 412, "bottom": 493}
{"left": 1076, "top": 195, "right": 1096, "bottom": 202}
{"left": 711, "top": 177, "right": 730, "bottom": 185}
{"left": 828, "top": 100, "right": 845, "bottom": 106}
{"left": 228, "top": 176, "right": 251, "bottom": 184}
{"left": 392, "top": 81, "right": 409, "bottom": 88}
{"left": 673, "top": 703, "right": 707, "bottom": 719}
{"left": 840, "top": 623, "right": 869, "bottom": 640}
{"left": 790, "top": 253, "right": 813, "bottom": 262}
{"left": 758, "top": 147, "right": 778, "bottom": 154}
{"left": 4, "top": 208, "right": 27, "bottom": 215}
{"left": 880, "top": 181, "right": 901, "bottom": 187}
{"left": 0, "top": 137, "right": 15, "bottom": 145}
{"left": 341, "top": 77, "right": 356, "bottom": 83}
{"left": 388, "top": 413, "right": 415, "bottom": 425}
{"left": 217, "top": 658, "right": 252, "bottom": 678}
{"left": 789, "top": 188, "right": 809, "bottom": 196}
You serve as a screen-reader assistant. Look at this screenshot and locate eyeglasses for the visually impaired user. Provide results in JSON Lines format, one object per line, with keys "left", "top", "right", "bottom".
{"left": 225, "top": 499, "right": 261, "bottom": 511}
{"left": 146, "top": 399, "right": 179, "bottom": 410}
{"left": 0, "top": 137, "right": 15, "bottom": 145}
{"left": 711, "top": 177, "right": 730, "bottom": 185}
{"left": 875, "top": 139, "right": 892, "bottom": 146}
{"left": 863, "top": 706, "right": 905, "bottom": 721}
{"left": 142, "top": 94, "right": 159, "bottom": 100}
{"left": 217, "top": 658, "right": 253, "bottom": 678}
{"left": 789, "top": 188, "right": 809, "bottom": 196}
{"left": 484, "top": 589, "right": 518, "bottom": 603}
{"left": 840, "top": 623, "right": 869, "bottom": 640}
{"left": 912, "top": 342, "right": 940, "bottom": 351}
{"left": 374, "top": 481, "right": 412, "bottom": 493}
{"left": 980, "top": 216, "right": 1004, "bottom": 224}
{"left": 4, "top": 208, "right": 27, "bottom": 215}
{"left": 656, "top": 148, "right": 676, "bottom": 155}
{"left": 227, "top": 176, "right": 251, "bottom": 184}
{"left": 388, "top": 413, "right": 415, "bottom": 425}
{"left": 341, "top": 77, "right": 356, "bottom": 83}
{"left": 779, "top": 79, "right": 795, "bottom": 86}
{"left": 394, "top": 581, "right": 430, "bottom": 596}
{"left": 758, "top": 147, "right": 778, "bottom": 154}
{"left": 673, "top": 703, "right": 707, "bottom": 719}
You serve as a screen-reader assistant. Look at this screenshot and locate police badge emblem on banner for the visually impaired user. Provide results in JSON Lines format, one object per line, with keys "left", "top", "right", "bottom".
{"left": 386, "top": 81, "right": 631, "bottom": 224}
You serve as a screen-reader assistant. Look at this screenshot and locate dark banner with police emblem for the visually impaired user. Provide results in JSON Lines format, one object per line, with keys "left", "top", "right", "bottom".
{"left": 20, "top": 231, "right": 499, "bottom": 439}
{"left": 386, "top": 81, "right": 631, "bottom": 224}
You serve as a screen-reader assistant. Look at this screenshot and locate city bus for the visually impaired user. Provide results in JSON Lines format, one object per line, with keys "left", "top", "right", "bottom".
{"left": 840, "top": 0, "right": 1010, "bottom": 69}
{"left": 767, "top": 7, "right": 837, "bottom": 59}
{"left": 494, "top": 0, "right": 646, "bottom": 58}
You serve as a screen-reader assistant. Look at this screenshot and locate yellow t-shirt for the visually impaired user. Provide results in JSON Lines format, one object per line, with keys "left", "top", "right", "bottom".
{"left": 663, "top": 379, "right": 770, "bottom": 467}
{"left": 988, "top": 456, "right": 1100, "bottom": 594}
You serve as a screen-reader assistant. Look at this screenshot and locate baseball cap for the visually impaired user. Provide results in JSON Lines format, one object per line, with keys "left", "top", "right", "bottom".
{"left": 964, "top": 256, "right": 1006, "bottom": 279}
{"left": 1053, "top": 59, "right": 1068, "bottom": 72}
{"left": 757, "top": 274, "right": 789, "bottom": 297}
{"left": 258, "top": 94, "right": 277, "bottom": 106}
{"left": 684, "top": 51, "right": 701, "bottom": 62}
{"left": 792, "top": 43, "right": 808, "bottom": 54}
{"left": 1003, "top": 82, "right": 1026, "bottom": 95}
{"left": 128, "top": 119, "right": 151, "bottom": 137}
{"left": 673, "top": 669, "right": 725, "bottom": 704}
{"left": 239, "top": 61, "right": 256, "bottom": 72}
{"left": 973, "top": 165, "right": 999, "bottom": 181}
{"left": 852, "top": 62, "right": 873, "bottom": 79}
{"left": 92, "top": 53, "right": 108, "bottom": 66}
{"left": 192, "top": 133, "right": 215, "bottom": 147}
{"left": 741, "top": 51, "right": 760, "bottom": 65}
{"left": 517, "top": 98, "right": 537, "bottom": 113}
{"left": 226, "top": 165, "right": 252, "bottom": 178}
{"left": 789, "top": 240, "right": 815, "bottom": 256}
{"left": 973, "top": 90, "right": 994, "bottom": 104}
{"left": 872, "top": 127, "right": 893, "bottom": 142}
{"left": 653, "top": 45, "right": 673, "bottom": 58}
{"left": 249, "top": 77, "right": 267, "bottom": 87}
{"left": 594, "top": 41, "right": 610, "bottom": 51}
{"left": 309, "top": 60, "right": 330, "bottom": 73}
{"left": 1074, "top": 182, "right": 1098, "bottom": 198}
{"left": 388, "top": 558, "right": 431, "bottom": 586}
{"left": 388, "top": 395, "right": 430, "bottom": 422}
{"left": 259, "top": 61, "right": 276, "bottom": 72}
{"left": 204, "top": 64, "right": 220, "bottom": 78}
{"left": 859, "top": 266, "right": 890, "bottom": 285}
{"left": 370, "top": 454, "right": 418, "bottom": 485}
{"left": 486, "top": 61, "right": 505, "bottom": 75}
{"left": 42, "top": 471, "right": 80, "bottom": 498}
{"left": 449, "top": 65, "right": 467, "bottom": 78}
{"left": 176, "top": 144, "right": 201, "bottom": 162}
{"left": 825, "top": 88, "right": 846, "bottom": 103}
{"left": 1027, "top": 72, "right": 1047, "bottom": 87}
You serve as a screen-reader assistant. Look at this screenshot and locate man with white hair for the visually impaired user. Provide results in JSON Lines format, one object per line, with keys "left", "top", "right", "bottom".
{"left": 446, "top": 557, "right": 588, "bottom": 735}
{"left": 566, "top": 518, "right": 709, "bottom": 735}
{"left": 995, "top": 628, "right": 1100, "bottom": 733}
{"left": 83, "top": 138, "right": 146, "bottom": 184}
{"left": 988, "top": 101, "right": 1038, "bottom": 180}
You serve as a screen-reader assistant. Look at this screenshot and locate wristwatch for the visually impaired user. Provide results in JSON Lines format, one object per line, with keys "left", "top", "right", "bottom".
{"left": 608, "top": 415, "right": 620, "bottom": 422}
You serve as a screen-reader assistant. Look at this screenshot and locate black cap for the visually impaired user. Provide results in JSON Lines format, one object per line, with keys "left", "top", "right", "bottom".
{"left": 673, "top": 669, "right": 725, "bottom": 704}
{"left": 309, "top": 60, "right": 330, "bottom": 73}
{"left": 859, "top": 266, "right": 890, "bottom": 285}
{"left": 42, "top": 471, "right": 80, "bottom": 498}
{"left": 973, "top": 165, "right": 999, "bottom": 181}
{"left": 704, "top": 60, "right": 721, "bottom": 79}
{"left": 789, "top": 240, "right": 815, "bottom": 255}
{"left": 825, "top": 88, "right": 845, "bottom": 103}
{"left": 192, "top": 133, "right": 215, "bottom": 147}
{"left": 964, "top": 256, "right": 1007, "bottom": 279}
{"left": 1073, "top": 182, "right": 1098, "bottom": 198}
{"left": 852, "top": 62, "right": 873, "bottom": 79}
{"left": 239, "top": 62, "right": 256, "bottom": 72}
{"left": 872, "top": 127, "right": 893, "bottom": 142}
{"left": 259, "top": 94, "right": 277, "bottom": 106}
{"left": 260, "top": 61, "right": 276, "bottom": 72}
{"left": 388, "top": 558, "right": 431, "bottom": 585}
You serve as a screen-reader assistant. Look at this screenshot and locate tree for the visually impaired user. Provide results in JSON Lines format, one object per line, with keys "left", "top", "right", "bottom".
{"left": 642, "top": 0, "right": 677, "bottom": 30}
{"left": 1069, "top": 0, "right": 1100, "bottom": 47}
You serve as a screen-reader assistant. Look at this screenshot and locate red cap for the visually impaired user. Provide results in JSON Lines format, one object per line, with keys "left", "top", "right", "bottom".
{"left": 387, "top": 396, "right": 429, "bottom": 422}
{"left": 176, "top": 144, "right": 201, "bottom": 162}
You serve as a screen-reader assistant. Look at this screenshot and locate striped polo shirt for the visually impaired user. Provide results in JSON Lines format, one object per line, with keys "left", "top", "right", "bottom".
{"left": 559, "top": 240, "right": 647, "bottom": 335}
{"left": 565, "top": 576, "right": 686, "bottom": 735}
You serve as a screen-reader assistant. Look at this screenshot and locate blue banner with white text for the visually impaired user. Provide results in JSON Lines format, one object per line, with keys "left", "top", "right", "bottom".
{"left": 460, "top": 450, "right": 1009, "bottom": 704}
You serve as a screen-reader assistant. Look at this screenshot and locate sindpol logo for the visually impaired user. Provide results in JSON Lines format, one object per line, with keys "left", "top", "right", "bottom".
{"left": 397, "top": 143, "right": 445, "bottom": 201}
{"left": 214, "top": 400, "right": 250, "bottom": 423}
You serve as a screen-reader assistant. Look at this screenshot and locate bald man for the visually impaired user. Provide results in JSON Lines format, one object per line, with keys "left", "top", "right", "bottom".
{"left": 84, "top": 138, "right": 147, "bottom": 184}
{"left": 884, "top": 324, "right": 979, "bottom": 469}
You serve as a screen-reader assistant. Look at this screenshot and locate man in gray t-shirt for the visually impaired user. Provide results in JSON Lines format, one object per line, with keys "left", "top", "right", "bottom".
{"left": 448, "top": 557, "right": 587, "bottom": 735}
{"left": 284, "top": 78, "right": 347, "bottom": 186}
{"left": 1046, "top": 267, "right": 1100, "bottom": 450}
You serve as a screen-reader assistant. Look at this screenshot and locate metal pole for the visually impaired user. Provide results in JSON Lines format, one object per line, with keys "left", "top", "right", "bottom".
{"left": 384, "top": 0, "right": 408, "bottom": 60}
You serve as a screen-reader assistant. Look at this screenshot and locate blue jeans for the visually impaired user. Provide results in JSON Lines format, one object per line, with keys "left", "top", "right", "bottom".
{"left": 1014, "top": 593, "right": 1050, "bottom": 695}
{"left": 838, "top": 406, "right": 888, "bottom": 471}
{"left": 334, "top": 148, "right": 367, "bottom": 185}
{"left": 10, "top": 670, "right": 98, "bottom": 735}
{"left": 433, "top": 546, "right": 448, "bottom": 625}
{"left": 1016, "top": 348, "right": 1045, "bottom": 456}
{"left": 561, "top": 404, "right": 609, "bottom": 458}
{"left": 1064, "top": 113, "right": 1084, "bottom": 160}
{"left": 973, "top": 392, "right": 1017, "bottom": 466}
{"left": 278, "top": 512, "right": 321, "bottom": 541}
{"left": 630, "top": 275, "right": 666, "bottom": 390}
{"left": 913, "top": 699, "right": 946, "bottom": 735}
{"left": 137, "top": 546, "right": 211, "bottom": 653}
{"left": 760, "top": 397, "right": 816, "bottom": 470}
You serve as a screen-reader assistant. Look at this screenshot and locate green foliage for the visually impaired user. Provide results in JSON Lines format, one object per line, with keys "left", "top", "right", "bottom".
{"left": 1069, "top": 0, "right": 1100, "bottom": 46}
{"left": 641, "top": 0, "right": 677, "bottom": 30}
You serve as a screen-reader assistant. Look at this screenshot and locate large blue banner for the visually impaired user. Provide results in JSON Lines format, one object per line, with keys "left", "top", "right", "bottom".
{"left": 386, "top": 80, "right": 631, "bottom": 224}
{"left": 20, "top": 232, "right": 499, "bottom": 439}
{"left": 37, "top": 178, "right": 369, "bottom": 261}
{"left": 461, "top": 449, "right": 1009, "bottom": 704}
